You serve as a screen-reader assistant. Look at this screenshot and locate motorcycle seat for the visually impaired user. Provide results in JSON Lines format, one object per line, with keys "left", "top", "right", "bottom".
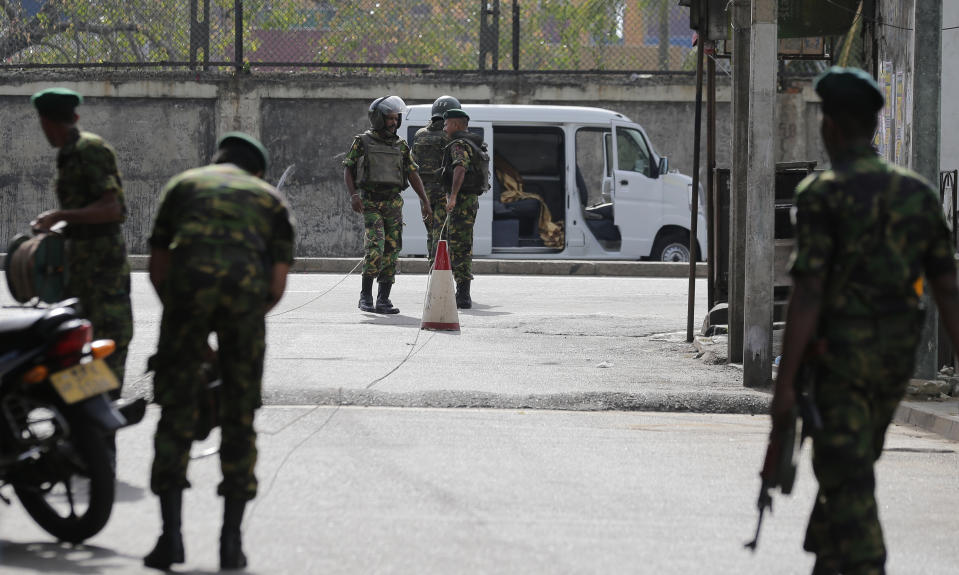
{"left": 0, "top": 309, "right": 53, "bottom": 350}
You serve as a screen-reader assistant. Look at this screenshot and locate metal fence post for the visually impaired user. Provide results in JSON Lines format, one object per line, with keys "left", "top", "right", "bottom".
{"left": 512, "top": 1, "right": 520, "bottom": 70}
{"left": 479, "top": 0, "right": 500, "bottom": 71}
{"left": 189, "top": 0, "right": 210, "bottom": 70}
{"left": 235, "top": 0, "right": 244, "bottom": 71}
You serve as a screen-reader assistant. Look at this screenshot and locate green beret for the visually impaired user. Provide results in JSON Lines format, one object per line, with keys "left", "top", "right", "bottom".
{"left": 814, "top": 66, "right": 884, "bottom": 117}
{"left": 31, "top": 87, "right": 82, "bottom": 121}
{"left": 217, "top": 131, "right": 270, "bottom": 172}
{"left": 443, "top": 108, "right": 470, "bottom": 120}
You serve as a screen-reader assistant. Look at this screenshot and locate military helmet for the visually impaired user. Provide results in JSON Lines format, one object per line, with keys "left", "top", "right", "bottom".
{"left": 368, "top": 95, "right": 407, "bottom": 131}
{"left": 431, "top": 95, "right": 462, "bottom": 120}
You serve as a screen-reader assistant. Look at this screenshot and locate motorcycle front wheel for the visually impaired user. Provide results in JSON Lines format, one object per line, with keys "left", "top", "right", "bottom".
{"left": 13, "top": 411, "right": 115, "bottom": 543}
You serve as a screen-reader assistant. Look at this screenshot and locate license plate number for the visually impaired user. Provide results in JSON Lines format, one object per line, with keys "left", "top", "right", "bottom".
{"left": 49, "top": 359, "right": 119, "bottom": 404}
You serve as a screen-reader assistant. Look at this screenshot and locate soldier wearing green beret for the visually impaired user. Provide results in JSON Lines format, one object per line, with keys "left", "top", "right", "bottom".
{"left": 144, "top": 132, "right": 295, "bottom": 570}
{"left": 770, "top": 67, "right": 959, "bottom": 574}
{"left": 412, "top": 95, "right": 460, "bottom": 264}
{"left": 441, "top": 108, "right": 490, "bottom": 309}
{"left": 30, "top": 87, "right": 133, "bottom": 397}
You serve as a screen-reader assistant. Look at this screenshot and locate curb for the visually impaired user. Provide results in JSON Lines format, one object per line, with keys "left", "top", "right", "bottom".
{"left": 121, "top": 255, "right": 706, "bottom": 277}
{"left": 894, "top": 399, "right": 959, "bottom": 442}
{"left": 260, "top": 389, "right": 771, "bottom": 414}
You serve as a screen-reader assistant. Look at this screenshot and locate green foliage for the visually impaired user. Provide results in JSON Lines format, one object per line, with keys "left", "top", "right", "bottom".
{"left": 1, "top": 0, "right": 690, "bottom": 72}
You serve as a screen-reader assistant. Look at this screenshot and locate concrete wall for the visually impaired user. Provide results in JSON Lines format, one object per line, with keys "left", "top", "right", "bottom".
{"left": 0, "top": 71, "right": 825, "bottom": 257}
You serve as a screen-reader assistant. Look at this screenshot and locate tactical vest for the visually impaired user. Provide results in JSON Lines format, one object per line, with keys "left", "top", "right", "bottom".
{"left": 354, "top": 132, "right": 406, "bottom": 189}
{"left": 443, "top": 131, "right": 491, "bottom": 195}
{"left": 411, "top": 123, "right": 447, "bottom": 185}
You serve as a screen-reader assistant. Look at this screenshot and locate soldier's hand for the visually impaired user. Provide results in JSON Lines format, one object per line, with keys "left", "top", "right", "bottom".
{"left": 31, "top": 210, "right": 61, "bottom": 233}
{"left": 769, "top": 379, "right": 796, "bottom": 430}
{"left": 446, "top": 194, "right": 457, "bottom": 211}
{"left": 420, "top": 201, "right": 432, "bottom": 222}
{"left": 350, "top": 194, "right": 363, "bottom": 214}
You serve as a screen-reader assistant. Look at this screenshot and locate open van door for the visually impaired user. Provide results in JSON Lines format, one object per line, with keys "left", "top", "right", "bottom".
{"left": 399, "top": 122, "right": 493, "bottom": 258}
{"left": 610, "top": 121, "right": 663, "bottom": 259}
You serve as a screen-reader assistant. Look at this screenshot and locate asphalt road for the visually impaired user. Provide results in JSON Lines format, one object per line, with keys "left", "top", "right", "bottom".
{"left": 1, "top": 408, "right": 957, "bottom": 574}
{"left": 0, "top": 272, "right": 764, "bottom": 412}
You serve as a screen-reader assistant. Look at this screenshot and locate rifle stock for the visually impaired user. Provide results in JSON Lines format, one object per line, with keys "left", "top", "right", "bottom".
{"left": 744, "top": 349, "right": 824, "bottom": 552}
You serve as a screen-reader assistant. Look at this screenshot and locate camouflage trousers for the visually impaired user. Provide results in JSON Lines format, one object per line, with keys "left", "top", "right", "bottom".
{"left": 362, "top": 194, "right": 404, "bottom": 284}
{"left": 433, "top": 193, "right": 478, "bottom": 283}
{"left": 425, "top": 184, "right": 446, "bottom": 263}
{"left": 150, "top": 267, "right": 266, "bottom": 501}
{"left": 65, "top": 235, "right": 133, "bottom": 396}
{"left": 803, "top": 331, "right": 917, "bottom": 575}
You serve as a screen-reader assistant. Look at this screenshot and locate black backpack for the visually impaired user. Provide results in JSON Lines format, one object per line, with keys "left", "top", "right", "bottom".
{"left": 443, "top": 134, "right": 490, "bottom": 195}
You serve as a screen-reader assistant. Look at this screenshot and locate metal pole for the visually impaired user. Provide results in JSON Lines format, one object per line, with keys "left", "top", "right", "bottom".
{"left": 234, "top": 0, "right": 243, "bottom": 71}
{"left": 513, "top": 1, "right": 520, "bottom": 71}
{"left": 686, "top": 34, "right": 705, "bottom": 342}
{"left": 706, "top": 43, "right": 717, "bottom": 311}
{"left": 729, "top": 0, "right": 750, "bottom": 364}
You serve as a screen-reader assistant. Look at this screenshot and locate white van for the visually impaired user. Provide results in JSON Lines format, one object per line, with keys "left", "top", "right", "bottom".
{"left": 399, "top": 104, "right": 706, "bottom": 261}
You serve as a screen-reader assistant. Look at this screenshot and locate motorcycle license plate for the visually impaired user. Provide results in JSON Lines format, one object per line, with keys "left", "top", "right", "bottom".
{"left": 49, "top": 359, "right": 119, "bottom": 404}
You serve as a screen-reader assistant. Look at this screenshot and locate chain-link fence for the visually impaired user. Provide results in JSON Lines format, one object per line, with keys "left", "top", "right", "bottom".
{"left": 2, "top": 1, "right": 699, "bottom": 72}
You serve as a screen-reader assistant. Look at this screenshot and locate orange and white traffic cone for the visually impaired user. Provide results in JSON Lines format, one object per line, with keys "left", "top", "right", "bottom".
{"left": 421, "top": 240, "right": 460, "bottom": 331}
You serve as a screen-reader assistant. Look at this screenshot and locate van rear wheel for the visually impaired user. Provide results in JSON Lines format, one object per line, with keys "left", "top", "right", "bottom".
{"left": 651, "top": 231, "right": 691, "bottom": 262}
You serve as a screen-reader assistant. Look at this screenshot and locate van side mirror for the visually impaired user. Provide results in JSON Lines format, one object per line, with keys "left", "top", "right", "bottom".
{"left": 658, "top": 157, "right": 669, "bottom": 177}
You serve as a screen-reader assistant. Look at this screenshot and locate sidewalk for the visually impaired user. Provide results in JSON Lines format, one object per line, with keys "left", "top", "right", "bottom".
{"left": 693, "top": 332, "right": 959, "bottom": 442}
{"left": 895, "top": 398, "right": 959, "bottom": 441}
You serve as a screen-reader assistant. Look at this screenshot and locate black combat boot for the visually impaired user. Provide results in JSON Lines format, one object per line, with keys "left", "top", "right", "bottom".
{"left": 358, "top": 276, "right": 375, "bottom": 312}
{"left": 456, "top": 280, "right": 472, "bottom": 309}
{"left": 220, "top": 497, "right": 248, "bottom": 570}
{"left": 374, "top": 283, "right": 400, "bottom": 314}
{"left": 144, "top": 490, "right": 185, "bottom": 570}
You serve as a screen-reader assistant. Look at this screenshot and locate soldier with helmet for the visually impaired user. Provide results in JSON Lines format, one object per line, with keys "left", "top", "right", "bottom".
{"left": 412, "top": 94, "right": 461, "bottom": 263}
{"left": 343, "top": 95, "right": 431, "bottom": 314}
{"left": 771, "top": 67, "right": 959, "bottom": 573}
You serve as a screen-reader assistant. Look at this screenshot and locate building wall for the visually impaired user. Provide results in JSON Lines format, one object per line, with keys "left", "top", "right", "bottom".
{"left": 873, "top": 0, "right": 916, "bottom": 169}
{"left": 0, "top": 71, "right": 825, "bottom": 257}
{"left": 942, "top": 2, "right": 958, "bottom": 172}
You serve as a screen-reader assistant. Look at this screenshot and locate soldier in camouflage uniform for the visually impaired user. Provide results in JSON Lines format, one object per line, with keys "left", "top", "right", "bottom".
{"left": 412, "top": 95, "right": 460, "bottom": 263}
{"left": 771, "top": 67, "right": 959, "bottom": 575}
{"left": 441, "top": 108, "right": 490, "bottom": 309}
{"left": 343, "top": 95, "right": 431, "bottom": 315}
{"left": 30, "top": 88, "right": 133, "bottom": 395}
{"left": 145, "top": 132, "right": 295, "bottom": 571}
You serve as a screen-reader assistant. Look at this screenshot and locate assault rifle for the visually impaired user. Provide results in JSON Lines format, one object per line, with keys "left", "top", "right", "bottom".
{"left": 744, "top": 356, "right": 824, "bottom": 551}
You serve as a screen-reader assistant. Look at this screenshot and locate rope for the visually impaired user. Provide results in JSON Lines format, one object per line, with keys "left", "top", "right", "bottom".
{"left": 247, "top": 216, "right": 450, "bottom": 524}
{"left": 266, "top": 257, "right": 365, "bottom": 318}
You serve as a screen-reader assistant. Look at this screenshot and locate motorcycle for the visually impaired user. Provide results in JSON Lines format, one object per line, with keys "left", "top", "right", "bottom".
{"left": 0, "top": 300, "right": 144, "bottom": 543}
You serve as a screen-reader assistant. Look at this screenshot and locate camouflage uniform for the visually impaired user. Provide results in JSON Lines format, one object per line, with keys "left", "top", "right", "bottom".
{"left": 342, "top": 130, "right": 417, "bottom": 284}
{"left": 148, "top": 163, "right": 295, "bottom": 501}
{"left": 442, "top": 135, "right": 481, "bottom": 283}
{"left": 789, "top": 147, "right": 956, "bottom": 573}
{"left": 412, "top": 119, "right": 449, "bottom": 261}
{"left": 56, "top": 129, "right": 133, "bottom": 393}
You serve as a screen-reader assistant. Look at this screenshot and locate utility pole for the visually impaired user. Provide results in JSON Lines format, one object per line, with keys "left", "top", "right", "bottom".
{"left": 912, "top": 0, "right": 943, "bottom": 379}
{"left": 728, "top": 0, "right": 750, "bottom": 364}
{"left": 743, "top": 0, "right": 776, "bottom": 388}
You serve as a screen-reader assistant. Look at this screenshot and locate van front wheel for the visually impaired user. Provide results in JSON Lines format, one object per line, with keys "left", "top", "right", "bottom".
{"left": 651, "top": 232, "right": 691, "bottom": 262}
